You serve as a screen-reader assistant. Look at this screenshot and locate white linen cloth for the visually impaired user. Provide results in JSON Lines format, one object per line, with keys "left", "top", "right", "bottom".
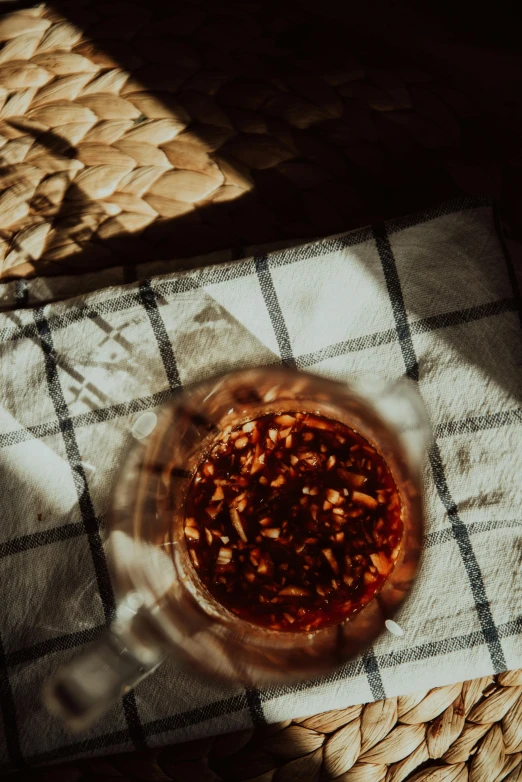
{"left": 0, "top": 196, "right": 521, "bottom": 768}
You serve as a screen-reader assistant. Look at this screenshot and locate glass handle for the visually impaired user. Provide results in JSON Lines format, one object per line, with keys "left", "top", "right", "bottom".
{"left": 44, "top": 614, "right": 165, "bottom": 732}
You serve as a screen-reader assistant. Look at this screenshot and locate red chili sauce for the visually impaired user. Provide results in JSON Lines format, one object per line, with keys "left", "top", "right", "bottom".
{"left": 184, "top": 412, "right": 402, "bottom": 632}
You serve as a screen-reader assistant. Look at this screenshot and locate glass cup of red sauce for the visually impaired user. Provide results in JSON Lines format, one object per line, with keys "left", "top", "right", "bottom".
{"left": 45, "top": 368, "right": 429, "bottom": 730}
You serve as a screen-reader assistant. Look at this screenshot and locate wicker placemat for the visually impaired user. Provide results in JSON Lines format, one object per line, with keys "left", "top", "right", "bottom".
{"left": 11, "top": 671, "right": 522, "bottom": 781}
{"left": 1, "top": 0, "right": 521, "bottom": 282}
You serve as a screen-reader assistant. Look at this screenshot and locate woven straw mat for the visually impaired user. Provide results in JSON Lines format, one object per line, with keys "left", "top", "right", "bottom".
{"left": 3, "top": 2, "right": 522, "bottom": 781}
{"left": 1, "top": 0, "right": 521, "bottom": 281}
{"left": 13, "top": 673, "right": 522, "bottom": 782}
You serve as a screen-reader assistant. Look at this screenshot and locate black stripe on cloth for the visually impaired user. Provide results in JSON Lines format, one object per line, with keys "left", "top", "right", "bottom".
{"left": 428, "top": 441, "right": 506, "bottom": 672}
{"left": 33, "top": 308, "right": 116, "bottom": 626}
{"left": 409, "top": 298, "right": 516, "bottom": 335}
{"left": 372, "top": 224, "right": 507, "bottom": 674}
{"left": 250, "top": 199, "right": 483, "bottom": 273}
{"left": 435, "top": 408, "right": 522, "bottom": 438}
{"left": 263, "top": 227, "right": 374, "bottom": 270}
{"left": 379, "top": 626, "right": 486, "bottom": 668}
{"left": 0, "top": 319, "right": 41, "bottom": 343}
{"left": 0, "top": 419, "right": 62, "bottom": 449}
{"left": 425, "top": 518, "right": 522, "bottom": 549}
{"left": 255, "top": 255, "right": 296, "bottom": 368}
{"left": 141, "top": 693, "right": 252, "bottom": 738}
{"left": 386, "top": 195, "right": 491, "bottom": 235}
{"left": 263, "top": 631, "right": 482, "bottom": 701}
{"left": 155, "top": 232, "right": 376, "bottom": 298}
{"left": 296, "top": 328, "right": 397, "bottom": 368}
{"left": 1, "top": 290, "right": 512, "bottom": 388}
{"left": 261, "top": 613, "right": 522, "bottom": 703}
{"left": 0, "top": 632, "right": 25, "bottom": 768}
{"left": 362, "top": 650, "right": 386, "bottom": 700}
{"left": 258, "top": 658, "right": 365, "bottom": 700}
{"left": 493, "top": 202, "right": 522, "bottom": 333}
{"left": 0, "top": 292, "right": 142, "bottom": 344}
{"left": 296, "top": 299, "right": 516, "bottom": 370}
{"left": 5, "top": 626, "right": 105, "bottom": 668}
{"left": 73, "top": 389, "right": 173, "bottom": 427}
{"left": 0, "top": 320, "right": 38, "bottom": 343}
{"left": 0, "top": 390, "right": 172, "bottom": 450}
{"left": 138, "top": 280, "right": 182, "bottom": 393}
{"left": 0, "top": 522, "right": 85, "bottom": 559}
{"left": 372, "top": 223, "right": 418, "bottom": 381}
{"left": 155, "top": 266, "right": 246, "bottom": 298}
{"left": 32, "top": 307, "right": 147, "bottom": 749}
{"left": 498, "top": 616, "right": 522, "bottom": 639}
{"left": 1, "top": 292, "right": 148, "bottom": 346}
{"left": 122, "top": 692, "right": 148, "bottom": 751}
{"left": 245, "top": 687, "right": 268, "bottom": 726}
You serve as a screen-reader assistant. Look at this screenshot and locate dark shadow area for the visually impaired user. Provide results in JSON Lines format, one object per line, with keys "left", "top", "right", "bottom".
{"left": 1, "top": 0, "right": 521, "bottom": 282}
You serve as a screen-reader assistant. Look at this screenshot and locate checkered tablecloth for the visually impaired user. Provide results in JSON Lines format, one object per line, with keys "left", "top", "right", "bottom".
{"left": 0, "top": 197, "right": 521, "bottom": 769}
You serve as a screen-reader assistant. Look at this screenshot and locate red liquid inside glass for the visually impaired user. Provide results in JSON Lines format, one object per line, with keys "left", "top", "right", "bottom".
{"left": 184, "top": 412, "right": 403, "bottom": 632}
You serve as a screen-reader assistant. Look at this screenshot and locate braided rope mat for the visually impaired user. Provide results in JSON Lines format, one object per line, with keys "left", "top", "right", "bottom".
{"left": 1, "top": 0, "right": 521, "bottom": 281}
{"left": 14, "top": 671, "right": 522, "bottom": 781}
{"left": 3, "top": 1, "right": 522, "bottom": 780}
